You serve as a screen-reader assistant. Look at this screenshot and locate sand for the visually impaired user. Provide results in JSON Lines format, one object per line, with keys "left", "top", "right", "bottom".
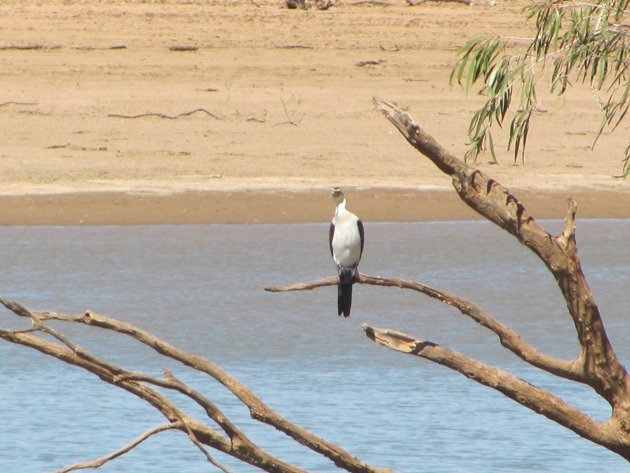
{"left": 1, "top": 0, "right": 628, "bottom": 225}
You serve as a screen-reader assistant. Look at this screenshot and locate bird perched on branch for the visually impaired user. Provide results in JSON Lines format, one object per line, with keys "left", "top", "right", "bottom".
{"left": 329, "top": 187, "right": 364, "bottom": 317}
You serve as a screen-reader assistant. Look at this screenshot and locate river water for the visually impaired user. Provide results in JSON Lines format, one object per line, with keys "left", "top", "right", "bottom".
{"left": 0, "top": 220, "right": 628, "bottom": 472}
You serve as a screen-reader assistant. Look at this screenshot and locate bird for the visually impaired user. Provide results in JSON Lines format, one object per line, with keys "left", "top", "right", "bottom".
{"left": 329, "top": 187, "right": 364, "bottom": 317}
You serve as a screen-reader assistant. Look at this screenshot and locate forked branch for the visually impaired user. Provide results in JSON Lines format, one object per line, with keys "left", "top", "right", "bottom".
{"left": 267, "top": 98, "right": 629, "bottom": 459}
{"left": 0, "top": 298, "right": 392, "bottom": 473}
{"left": 361, "top": 325, "right": 619, "bottom": 452}
{"left": 371, "top": 96, "right": 628, "bottom": 415}
{"left": 266, "top": 273, "right": 628, "bottom": 457}
{"left": 55, "top": 422, "right": 185, "bottom": 473}
{"left": 266, "top": 274, "right": 581, "bottom": 381}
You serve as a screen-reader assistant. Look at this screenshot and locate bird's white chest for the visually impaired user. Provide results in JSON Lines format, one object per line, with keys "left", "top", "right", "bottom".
{"left": 332, "top": 213, "right": 361, "bottom": 268}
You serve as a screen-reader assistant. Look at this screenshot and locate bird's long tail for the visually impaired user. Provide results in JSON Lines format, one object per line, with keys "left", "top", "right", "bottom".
{"left": 337, "top": 268, "right": 356, "bottom": 317}
{"left": 337, "top": 283, "right": 352, "bottom": 317}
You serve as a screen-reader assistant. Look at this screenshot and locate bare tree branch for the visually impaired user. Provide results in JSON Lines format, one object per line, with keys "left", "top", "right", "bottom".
{"left": 0, "top": 101, "right": 38, "bottom": 107}
{"left": 265, "top": 275, "right": 338, "bottom": 292}
{"left": 361, "top": 325, "right": 627, "bottom": 454}
{"left": 0, "top": 44, "right": 45, "bottom": 50}
{"left": 407, "top": 0, "right": 472, "bottom": 5}
{"left": 266, "top": 274, "right": 582, "bottom": 382}
{"left": 265, "top": 98, "right": 630, "bottom": 460}
{"left": 110, "top": 372, "right": 235, "bottom": 472}
{"left": 372, "top": 96, "right": 629, "bottom": 414}
{"left": 107, "top": 108, "right": 219, "bottom": 120}
{"left": 117, "top": 368, "right": 248, "bottom": 445}
{"left": 169, "top": 45, "right": 199, "bottom": 52}
{"left": 0, "top": 299, "right": 393, "bottom": 473}
{"left": 0, "top": 301, "right": 311, "bottom": 472}
{"left": 174, "top": 412, "right": 233, "bottom": 473}
{"left": 55, "top": 422, "right": 184, "bottom": 473}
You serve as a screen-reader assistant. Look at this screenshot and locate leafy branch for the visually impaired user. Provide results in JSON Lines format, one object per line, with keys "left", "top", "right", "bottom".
{"left": 451, "top": 0, "right": 630, "bottom": 175}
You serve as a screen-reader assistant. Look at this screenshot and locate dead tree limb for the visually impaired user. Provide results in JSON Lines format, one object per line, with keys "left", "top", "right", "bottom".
{"left": 266, "top": 272, "right": 629, "bottom": 455}
{"left": 0, "top": 44, "right": 45, "bottom": 50}
{"left": 407, "top": 0, "right": 472, "bottom": 5}
{"left": 266, "top": 274, "right": 580, "bottom": 382}
{"left": 54, "top": 422, "right": 185, "bottom": 473}
{"left": 372, "top": 96, "right": 629, "bottom": 412}
{"left": 0, "top": 298, "right": 393, "bottom": 473}
{"left": 356, "top": 59, "right": 386, "bottom": 67}
{"left": 361, "top": 325, "right": 616, "bottom": 447}
{"left": 267, "top": 98, "right": 630, "bottom": 460}
{"left": 107, "top": 108, "right": 219, "bottom": 120}
{"left": 169, "top": 45, "right": 199, "bottom": 52}
{"left": 0, "top": 101, "right": 38, "bottom": 108}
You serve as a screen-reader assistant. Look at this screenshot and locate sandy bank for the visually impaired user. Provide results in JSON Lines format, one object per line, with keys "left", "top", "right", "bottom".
{"left": 2, "top": 187, "right": 629, "bottom": 225}
{"left": 1, "top": 1, "right": 628, "bottom": 225}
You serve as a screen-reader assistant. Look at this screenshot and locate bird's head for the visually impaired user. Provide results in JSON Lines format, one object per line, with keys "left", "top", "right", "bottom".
{"left": 331, "top": 187, "right": 345, "bottom": 204}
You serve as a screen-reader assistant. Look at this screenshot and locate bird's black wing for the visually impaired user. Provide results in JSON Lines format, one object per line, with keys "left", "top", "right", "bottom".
{"left": 329, "top": 222, "right": 335, "bottom": 257}
{"left": 357, "top": 219, "right": 365, "bottom": 257}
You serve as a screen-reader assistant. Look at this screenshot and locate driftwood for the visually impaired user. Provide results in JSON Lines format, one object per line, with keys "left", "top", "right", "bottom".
{"left": 267, "top": 97, "right": 630, "bottom": 460}
{"left": 286, "top": 0, "right": 334, "bottom": 10}
{"left": 73, "top": 45, "right": 127, "bottom": 50}
{"left": 107, "top": 108, "right": 219, "bottom": 120}
{"left": 406, "top": 0, "right": 474, "bottom": 5}
{"left": 406, "top": 0, "right": 497, "bottom": 5}
{"left": 356, "top": 59, "right": 386, "bottom": 67}
{"left": 0, "top": 101, "right": 38, "bottom": 108}
{"left": 169, "top": 45, "right": 199, "bottom": 52}
{"left": 0, "top": 300, "right": 393, "bottom": 473}
{"left": 0, "top": 44, "right": 45, "bottom": 50}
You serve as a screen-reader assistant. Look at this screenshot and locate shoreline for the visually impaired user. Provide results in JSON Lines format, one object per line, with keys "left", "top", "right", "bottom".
{"left": 2, "top": 187, "right": 630, "bottom": 225}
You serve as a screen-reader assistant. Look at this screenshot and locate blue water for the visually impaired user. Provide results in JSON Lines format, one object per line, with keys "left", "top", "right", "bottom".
{"left": 0, "top": 220, "right": 628, "bottom": 472}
